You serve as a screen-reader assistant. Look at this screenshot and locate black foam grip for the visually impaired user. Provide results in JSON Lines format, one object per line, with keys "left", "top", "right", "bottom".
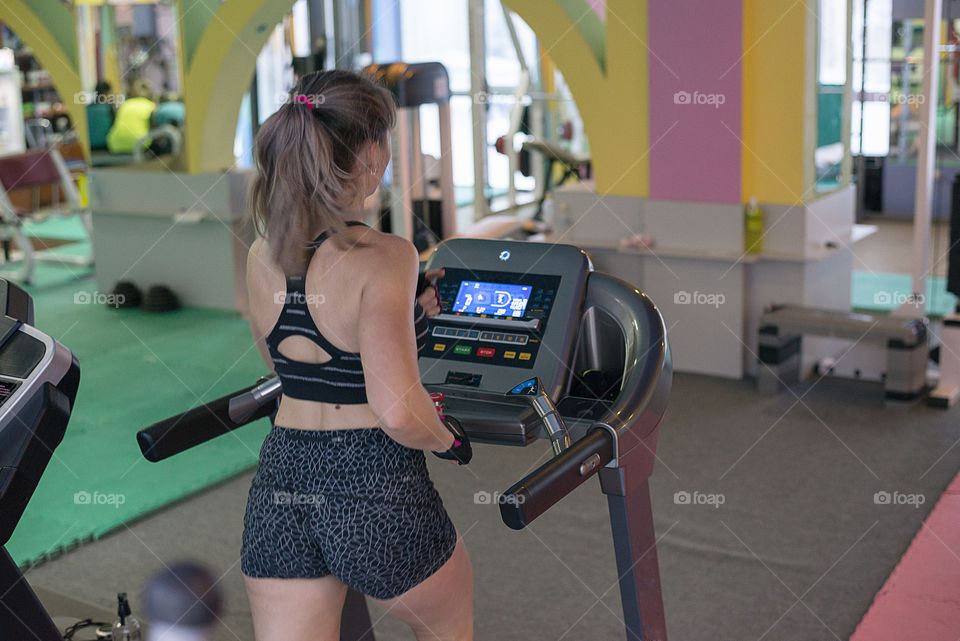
{"left": 137, "top": 384, "right": 275, "bottom": 462}
{"left": 499, "top": 428, "right": 614, "bottom": 530}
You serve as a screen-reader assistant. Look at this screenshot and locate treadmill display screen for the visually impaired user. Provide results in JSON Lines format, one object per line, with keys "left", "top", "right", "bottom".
{"left": 452, "top": 281, "right": 531, "bottom": 317}
{"left": 427, "top": 268, "right": 563, "bottom": 370}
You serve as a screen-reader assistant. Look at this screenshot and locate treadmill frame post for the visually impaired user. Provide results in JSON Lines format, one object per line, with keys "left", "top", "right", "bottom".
{"left": 600, "top": 473, "right": 667, "bottom": 641}
{"left": 340, "top": 587, "right": 375, "bottom": 641}
{"left": 0, "top": 547, "right": 61, "bottom": 641}
{"left": 585, "top": 271, "right": 672, "bottom": 641}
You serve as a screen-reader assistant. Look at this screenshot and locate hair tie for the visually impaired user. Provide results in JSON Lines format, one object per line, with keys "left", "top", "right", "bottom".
{"left": 293, "top": 94, "right": 314, "bottom": 109}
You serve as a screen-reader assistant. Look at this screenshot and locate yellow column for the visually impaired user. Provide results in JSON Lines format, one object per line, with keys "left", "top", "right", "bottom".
{"left": 741, "top": 1, "right": 817, "bottom": 204}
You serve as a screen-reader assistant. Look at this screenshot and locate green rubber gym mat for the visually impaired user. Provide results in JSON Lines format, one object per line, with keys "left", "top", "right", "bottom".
{"left": 852, "top": 271, "right": 957, "bottom": 318}
{"left": 23, "top": 216, "right": 89, "bottom": 242}
{"left": 7, "top": 269, "right": 269, "bottom": 567}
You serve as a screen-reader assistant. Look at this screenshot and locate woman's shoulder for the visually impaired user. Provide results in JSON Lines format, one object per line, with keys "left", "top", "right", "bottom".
{"left": 329, "top": 228, "right": 418, "bottom": 283}
{"left": 246, "top": 237, "right": 282, "bottom": 280}
{"left": 355, "top": 228, "right": 417, "bottom": 263}
{"left": 247, "top": 236, "right": 266, "bottom": 262}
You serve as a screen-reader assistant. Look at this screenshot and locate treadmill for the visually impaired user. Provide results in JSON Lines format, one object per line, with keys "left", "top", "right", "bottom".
{"left": 0, "top": 279, "right": 81, "bottom": 641}
{"left": 139, "top": 238, "right": 673, "bottom": 641}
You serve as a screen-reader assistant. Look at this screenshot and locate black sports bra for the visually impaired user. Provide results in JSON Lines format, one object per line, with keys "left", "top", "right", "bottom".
{"left": 265, "top": 221, "right": 430, "bottom": 404}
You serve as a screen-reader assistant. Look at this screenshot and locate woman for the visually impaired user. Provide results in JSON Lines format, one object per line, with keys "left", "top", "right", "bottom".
{"left": 242, "top": 70, "right": 474, "bottom": 641}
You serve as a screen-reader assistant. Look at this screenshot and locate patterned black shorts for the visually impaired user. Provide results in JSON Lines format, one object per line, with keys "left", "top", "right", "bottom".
{"left": 240, "top": 425, "right": 458, "bottom": 599}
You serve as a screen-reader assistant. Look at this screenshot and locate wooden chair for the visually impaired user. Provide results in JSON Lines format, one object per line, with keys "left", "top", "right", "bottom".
{"left": 0, "top": 148, "right": 94, "bottom": 283}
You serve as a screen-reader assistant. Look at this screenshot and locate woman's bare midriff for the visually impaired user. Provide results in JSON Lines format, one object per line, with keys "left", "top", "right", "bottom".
{"left": 274, "top": 397, "right": 381, "bottom": 431}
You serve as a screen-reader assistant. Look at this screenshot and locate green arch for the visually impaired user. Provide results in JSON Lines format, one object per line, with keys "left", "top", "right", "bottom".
{"left": 0, "top": 0, "right": 86, "bottom": 152}
{"left": 557, "top": 0, "right": 606, "bottom": 73}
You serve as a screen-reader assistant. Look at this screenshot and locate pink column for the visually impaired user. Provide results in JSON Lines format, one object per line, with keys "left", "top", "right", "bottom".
{"left": 647, "top": 0, "right": 743, "bottom": 204}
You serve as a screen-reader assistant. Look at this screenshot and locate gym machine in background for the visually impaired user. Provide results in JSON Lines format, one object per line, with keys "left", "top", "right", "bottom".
{"left": 0, "top": 280, "right": 80, "bottom": 640}
{"left": 363, "top": 62, "right": 457, "bottom": 251}
{"left": 138, "top": 238, "right": 673, "bottom": 641}
{"left": 929, "top": 174, "right": 960, "bottom": 407}
{"left": 0, "top": 282, "right": 226, "bottom": 640}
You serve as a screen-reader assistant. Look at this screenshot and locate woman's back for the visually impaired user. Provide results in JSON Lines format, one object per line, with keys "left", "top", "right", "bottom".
{"left": 247, "top": 223, "right": 416, "bottom": 430}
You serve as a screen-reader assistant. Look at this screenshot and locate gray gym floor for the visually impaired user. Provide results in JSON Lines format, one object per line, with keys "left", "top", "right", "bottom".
{"left": 26, "top": 371, "right": 960, "bottom": 641}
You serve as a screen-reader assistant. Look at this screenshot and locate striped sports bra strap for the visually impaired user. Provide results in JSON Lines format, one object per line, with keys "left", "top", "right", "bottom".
{"left": 312, "top": 220, "right": 369, "bottom": 246}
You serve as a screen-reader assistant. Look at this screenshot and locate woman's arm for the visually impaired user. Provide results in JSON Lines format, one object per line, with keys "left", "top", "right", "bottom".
{"left": 358, "top": 238, "right": 454, "bottom": 452}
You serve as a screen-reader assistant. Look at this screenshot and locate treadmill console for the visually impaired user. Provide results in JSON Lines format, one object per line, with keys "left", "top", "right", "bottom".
{"left": 419, "top": 239, "right": 590, "bottom": 443}
{"left": 428, "top": 268, "right": 560, "bottom": 369}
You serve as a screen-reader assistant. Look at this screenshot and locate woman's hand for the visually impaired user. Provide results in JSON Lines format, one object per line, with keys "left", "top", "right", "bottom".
{"left": 416, "top": 268, "right": 445, "bottom": 317}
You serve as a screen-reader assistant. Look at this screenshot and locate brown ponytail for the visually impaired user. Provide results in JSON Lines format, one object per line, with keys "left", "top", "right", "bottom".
{"left": 249, "top": 70, "right": 396, "bottom": 275}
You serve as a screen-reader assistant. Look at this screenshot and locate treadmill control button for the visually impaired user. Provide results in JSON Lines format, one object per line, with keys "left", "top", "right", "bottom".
{"left": 516, "top": 335, "right": 528, "bottom": 345}
{"left": 503, "top": 351, "right": 516, "bottom": 359}
{"left": 433, "top": 343, "right": 446, "bottom": 352}
{"left": 454, "top": 345, "right": 472, "bottom": 355}
{"left": 477, "top": 347, "right": 495, "bottom": 358}
{"left": 519, "top": 352, "right": 532, "bottom": 361}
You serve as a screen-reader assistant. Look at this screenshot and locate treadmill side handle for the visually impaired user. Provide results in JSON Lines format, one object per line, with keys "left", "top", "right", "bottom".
{"left": 499, "top": 427, "right": 614, "bottom": 530}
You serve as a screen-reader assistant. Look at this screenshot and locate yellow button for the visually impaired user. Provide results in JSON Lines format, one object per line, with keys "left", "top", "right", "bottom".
{"left": 519, "top": 352, "right": 531, "bottom": 361}
{"left": 433, "top": 343, "right": 446, "bottom": 351}
{"left": 503, "top": 351, "right": 516, "bottom": 359}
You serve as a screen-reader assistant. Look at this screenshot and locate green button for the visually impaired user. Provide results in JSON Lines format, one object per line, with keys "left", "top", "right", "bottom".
{"left": 453, "top": 345, "right": 472, "bottom": 355}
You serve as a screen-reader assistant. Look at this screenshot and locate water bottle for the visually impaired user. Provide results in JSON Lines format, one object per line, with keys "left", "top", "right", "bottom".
{"left": 745, "top": 196, "right": 764, "bottom": 254}
{"left": 112, "top": 593, "right": 142, "bottom": 641}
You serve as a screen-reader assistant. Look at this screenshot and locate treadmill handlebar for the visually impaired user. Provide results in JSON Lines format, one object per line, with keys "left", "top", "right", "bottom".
{"left": 498, "top": 426, "right": 614, "bottom": 530}
{"left": 228, "top": 376, "right": 282, "bottom": 424}
{"left": 137, "top": 379, "right": 279, "bottom": 462}
{"left": 581, "top": 273, "right": 672, "bottom": 442}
